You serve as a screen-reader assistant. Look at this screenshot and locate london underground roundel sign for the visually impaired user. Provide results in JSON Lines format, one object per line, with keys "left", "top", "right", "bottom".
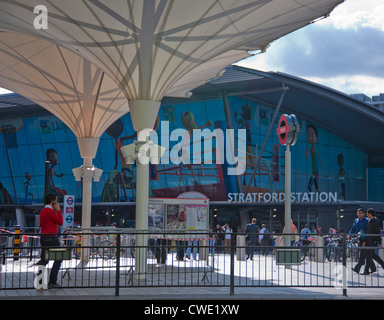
{"left": 277, "top": 114, "right": 299, "bottom": 146}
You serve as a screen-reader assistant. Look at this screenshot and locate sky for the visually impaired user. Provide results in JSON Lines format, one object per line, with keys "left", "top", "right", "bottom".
{"left": 0, "top": 0, "right": 383, "bottom": 98}
{"left": 236, "top": 0, "right": 384, "bottom": 98}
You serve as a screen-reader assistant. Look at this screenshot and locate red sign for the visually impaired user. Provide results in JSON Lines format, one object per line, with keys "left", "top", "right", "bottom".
{"left": 276, "top": 114, "right": 299, "bottom": 146}
{"left": 66, "top": 196, "right": 73, "bottom": 205}
{"left": 277, "top": 114, "right": 289, "bottom": 145}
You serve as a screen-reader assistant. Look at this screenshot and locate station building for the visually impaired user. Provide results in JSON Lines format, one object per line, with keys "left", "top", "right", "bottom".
{"left": 1, "top": 66, "right": 384, "bottom": 233}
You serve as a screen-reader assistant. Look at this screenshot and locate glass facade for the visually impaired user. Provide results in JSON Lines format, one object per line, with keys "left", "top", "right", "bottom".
{"left": 0, "top": 95, "right": 373, "bottom": 209}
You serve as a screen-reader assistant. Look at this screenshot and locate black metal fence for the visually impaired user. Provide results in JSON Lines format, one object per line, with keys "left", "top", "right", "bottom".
{"left": 1, "top": 228, "right": 383, "bottom": 296}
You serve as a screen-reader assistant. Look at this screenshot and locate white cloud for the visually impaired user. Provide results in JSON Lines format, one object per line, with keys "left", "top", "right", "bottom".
{"left": 319, "top": 0, "right": 384, "bottom": 32}
{"left": 0, "top": 87, "right": 13, "bottom": 95}
{"left": 306, "top": 75, "right": 384, "bottom": 97}
{"left": 237, "top": 0, "right": 384, "bottom": 97}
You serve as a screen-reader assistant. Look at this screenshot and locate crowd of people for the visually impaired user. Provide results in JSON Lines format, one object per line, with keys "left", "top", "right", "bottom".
{"left": 212, "top": 220, "right": 273, "bottom": 258}
{"left": 35, "top": 193, "right": 384, "bottom": 282}
{"left": 150, "top": 209, "right": 384, "bottom": 267}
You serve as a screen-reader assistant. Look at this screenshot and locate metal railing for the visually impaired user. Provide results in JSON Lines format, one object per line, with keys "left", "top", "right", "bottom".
{"left": 1, "top": 229, "right": 383, "bottom": 296}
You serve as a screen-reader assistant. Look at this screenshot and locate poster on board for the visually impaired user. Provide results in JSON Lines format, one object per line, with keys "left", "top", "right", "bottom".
{"left": 148, "top": 198, "right": 209, "bottom": 240}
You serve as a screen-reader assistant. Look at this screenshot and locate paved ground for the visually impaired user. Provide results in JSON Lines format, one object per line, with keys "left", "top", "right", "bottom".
{"left": 1, "top": 285, "right": 383, "bottom": 300}
{"left": 1, "top": 251, "right": 384, "bottom": 300}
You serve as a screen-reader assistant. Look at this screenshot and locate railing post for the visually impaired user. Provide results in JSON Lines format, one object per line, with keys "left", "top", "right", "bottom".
{"left": 29, "top": 235, "right": 34, "bottom": 261}
{"left": 342, "top": 233, "right": 347, "bottom": 297}
{"left": 115, "top": 233, "right": 121, "bottom": 297}
{"left": 230, "top": 233, "right": 235, "bottom": 296}
{"left": 13, "top": 225, "right": 20, "bottom": 261}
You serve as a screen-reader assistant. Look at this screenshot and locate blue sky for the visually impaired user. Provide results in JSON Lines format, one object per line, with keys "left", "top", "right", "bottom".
{"left": 237, "top": 0, "right": 384, "bottom": 98}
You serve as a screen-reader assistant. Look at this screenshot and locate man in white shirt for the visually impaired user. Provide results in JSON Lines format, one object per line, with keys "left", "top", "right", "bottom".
{"left": 223, "top": 224, "right": 233, "bottom": 254}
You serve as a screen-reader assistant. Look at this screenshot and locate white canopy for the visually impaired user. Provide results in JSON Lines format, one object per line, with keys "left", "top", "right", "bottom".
{"left": 0, "top": 32, "right": 128, "bottom": 141}
{"left": 0, "top": 31, "right": 129, "bottom": 250}
{"left": 0, "top": 0, "right": 343, "bottom": 103}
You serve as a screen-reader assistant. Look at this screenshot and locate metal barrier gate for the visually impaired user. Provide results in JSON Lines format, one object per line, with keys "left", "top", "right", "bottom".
{"left": 1, "top": 230, "right": 383, "bottom": 296}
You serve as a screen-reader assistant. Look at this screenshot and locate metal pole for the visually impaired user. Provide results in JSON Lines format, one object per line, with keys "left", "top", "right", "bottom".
{"left": 2, "top": 130, "right": 18, "bottom": 204}
{"left": 245, "top": 86, "right": 288, "bottom": 195}
{"left": 230, "top": 234, "right": 235, "bottom": 296}
{"left": 44, "top": 161, "right": 50, "bottom": 198}
{"left": 115, "top": 233, "right": 121, "bottom": 297}
{"left": 342, "top": 233, "right": 347, "bottom": 297}
{"left": 13, "top": 225, "right": 20, "bottom": 261}
{"left": 284, "top": 144, "right": 291, "bottom": 248}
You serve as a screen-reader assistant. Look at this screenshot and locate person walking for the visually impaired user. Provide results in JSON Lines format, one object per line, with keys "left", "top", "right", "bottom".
{"left": 186, "top": 239, "right": 198, "bottom": 260}
{"left": 351, "top": 208, "right": 369, "bottom": 274}
{"left": 361, "top": 209, "right": 384, "bottom": 275}
{"left": 245, "top": 218, "right": 259, "bottom": 260}
{"left": 213, "top": 224, "right": 224, "bottom": 253}
{"left": 259, "top": 224, "right": 270, "bottom": 256}
{"left": 36, "top": 193, "right": 63, "bottom": 289}
{"left": 223, "top": 224, "right": 233, "bottom": 254}
{"left": 280, "top": 219, "right": 299, "bottom": 246}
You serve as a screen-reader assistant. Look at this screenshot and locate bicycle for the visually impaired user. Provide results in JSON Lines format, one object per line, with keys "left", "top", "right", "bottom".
{"left": 325, "top": 235, "right": 342, "bottom": 262}
{"left": 346, "top": 236, "right": 359, "bottom": 262}
{"left": 295, "top": 237, "right": 315, "bottom": 261}
{"left": 62, "top": 230, "right": 110, "bottom": 260}
{"left": 98, "top": 233, "right": 136, "bottom": 260}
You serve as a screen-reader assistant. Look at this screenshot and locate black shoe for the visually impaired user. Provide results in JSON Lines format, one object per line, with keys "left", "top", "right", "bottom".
{"left": 360, "top": 272, "right": 370, "bottom": 275}
{"left": 351, "top": 267, "right": 359, "bottom": 274}
{"left": 48, "top": 283, "right": 61, "bottom": 289}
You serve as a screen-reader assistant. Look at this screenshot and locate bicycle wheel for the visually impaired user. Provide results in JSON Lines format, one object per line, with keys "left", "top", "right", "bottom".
{"left": 351, "top": 244, "right": 359, "bottom": 262}
{"left": 300, "top": 248, "right": 306, "bottom": 261}
{"left": 308, "top": 243, "right": 316, "bottom": 261}
{"left": 325, "top": 244, "right": 333, "bottom": 261}
{"left": 98, "top": 240, "right": 116, "bottom": 259}
{"left": 346, "top": 245, "right": 354, "bottom": 262}
{"left": 294, "top": 241, "right": 306, "bottom": 261}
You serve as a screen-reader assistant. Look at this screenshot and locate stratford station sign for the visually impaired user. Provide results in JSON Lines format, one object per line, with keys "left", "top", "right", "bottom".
{"left": 227, "top": 192, "right": 338, "bottom": 203}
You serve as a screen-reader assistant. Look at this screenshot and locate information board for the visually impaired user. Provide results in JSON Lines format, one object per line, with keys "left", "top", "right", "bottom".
{"left": 148, "top": 198, "right": 209, "bottom": 240}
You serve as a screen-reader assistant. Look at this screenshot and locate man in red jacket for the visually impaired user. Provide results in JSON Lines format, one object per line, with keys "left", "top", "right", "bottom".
{"left": 36, "top": 193, "right": 63, "bottom": 289}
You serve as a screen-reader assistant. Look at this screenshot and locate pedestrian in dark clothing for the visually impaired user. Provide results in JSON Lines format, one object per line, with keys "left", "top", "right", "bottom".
{"left": 351, "top": 208, "right": 369, "bottom": 274}
{"left": 213, "top": 224, "right": 224, "bottom": 253}
{"left": 361, "top": 209, "right": 384, "bottom": 275}
{"left": 149, "top": 238, "right": 168, "bottom": 265}
{"left": 245, "top": 218, "right": 259, "bottom": 260}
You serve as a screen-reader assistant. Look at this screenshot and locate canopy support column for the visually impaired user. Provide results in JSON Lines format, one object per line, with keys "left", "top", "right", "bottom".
{"left": 124, "top": 100, "right": 160, "bottom": 280}
{"left": 73, "top": 137, "right": 102, "bottom": 263}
